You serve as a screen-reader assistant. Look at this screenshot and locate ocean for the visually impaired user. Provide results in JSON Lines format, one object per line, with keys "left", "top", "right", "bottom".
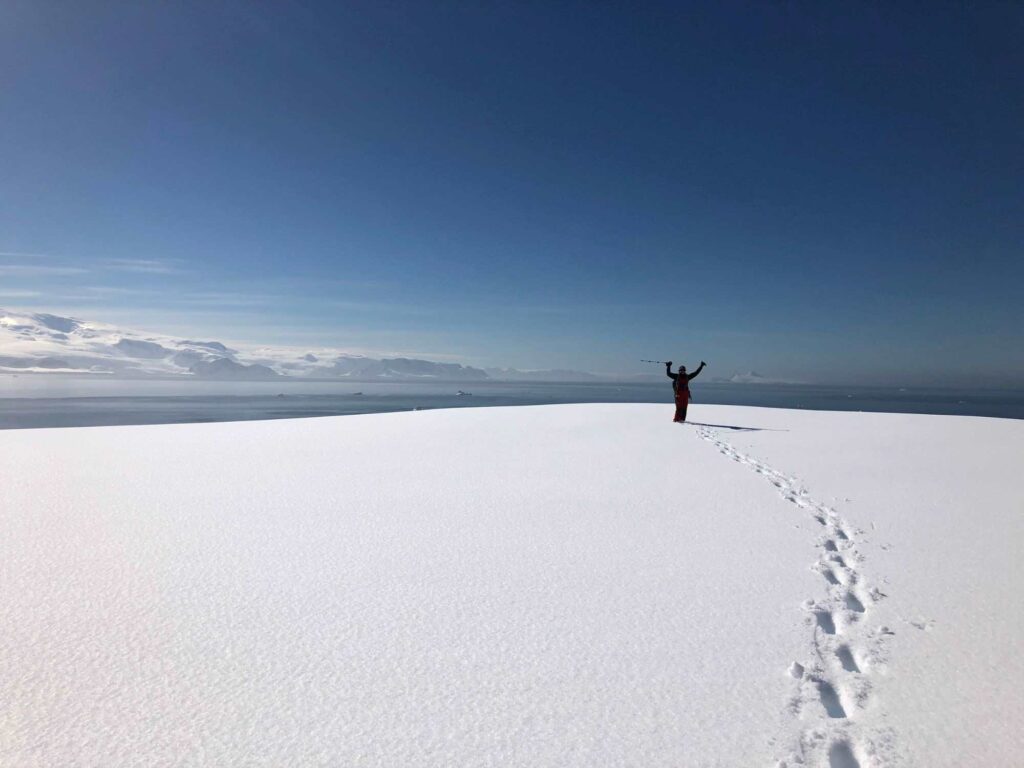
{"left": 1, "top": 375, "right": 1021, "bottom": 429}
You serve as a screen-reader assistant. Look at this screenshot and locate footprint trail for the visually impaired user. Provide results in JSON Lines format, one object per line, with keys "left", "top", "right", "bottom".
{"left": 694, "top": 425, "right": 894, "bottom": 766}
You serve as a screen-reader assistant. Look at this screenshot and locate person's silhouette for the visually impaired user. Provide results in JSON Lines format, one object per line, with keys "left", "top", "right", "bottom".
{"left": 665, "top": 360, "right": 705, "bottom": 423}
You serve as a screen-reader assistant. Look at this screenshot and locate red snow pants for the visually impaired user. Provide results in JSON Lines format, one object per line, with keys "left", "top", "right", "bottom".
{"left": 673, "top": 391, "right": 689, "bottom": 422}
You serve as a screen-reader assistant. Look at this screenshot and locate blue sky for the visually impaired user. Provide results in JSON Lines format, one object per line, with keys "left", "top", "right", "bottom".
{"left": 1, "top": 2, "right": 1021, "bottom": 385}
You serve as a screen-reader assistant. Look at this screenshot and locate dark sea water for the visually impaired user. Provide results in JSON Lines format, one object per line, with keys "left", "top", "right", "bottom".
{"left": 1, "top": 375, "right": 1021, "bottom": 429}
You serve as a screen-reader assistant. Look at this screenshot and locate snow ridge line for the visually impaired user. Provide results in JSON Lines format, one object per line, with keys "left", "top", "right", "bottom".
{"left": 694, "top": 426, "right": 896, "bottom": 768}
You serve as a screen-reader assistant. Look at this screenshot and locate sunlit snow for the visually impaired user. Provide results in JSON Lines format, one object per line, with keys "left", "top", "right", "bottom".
{"left": 1, "top": 404, "right": 1020, "bottom": 765}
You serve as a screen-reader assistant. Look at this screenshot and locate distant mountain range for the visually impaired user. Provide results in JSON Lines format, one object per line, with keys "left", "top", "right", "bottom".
{"left": 0, "top": 308, "right": 599, "bottom": 382}
{"left": 708, "top": 371, "right": 799, "bottom": 385}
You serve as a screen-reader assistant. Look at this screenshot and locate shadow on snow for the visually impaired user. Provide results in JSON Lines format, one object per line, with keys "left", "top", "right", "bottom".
{"left": 684, "top": 421, "right": 789, "bottom": 432}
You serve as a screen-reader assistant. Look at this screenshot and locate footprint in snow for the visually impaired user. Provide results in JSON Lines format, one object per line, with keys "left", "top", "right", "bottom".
{"left": 836, "top": 645, "right": 861, "bottom": 673}
{"left": 816, "top": 680, "right": 847, "bottom": 718}
{"left": 828, "top": 741, "right": 861, "bottom": 768}
{"left": 844, "top": 591, "right": 866, "bottom": 613}
{"left": 815, "top": 610, "right": 837, "bottom": 635}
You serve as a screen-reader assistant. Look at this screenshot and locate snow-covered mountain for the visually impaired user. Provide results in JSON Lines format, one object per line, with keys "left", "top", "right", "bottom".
{"left": 0, "top": 308, "right": 492, "bottom": 380}
{"left": 0, "top": 309, "right": 225, "bottom": 376}
{"left": 726, "top": 371, "right": 794, "bottom": 384}
{"left": 484, "top": 367, "right": 599, "bottom": 382}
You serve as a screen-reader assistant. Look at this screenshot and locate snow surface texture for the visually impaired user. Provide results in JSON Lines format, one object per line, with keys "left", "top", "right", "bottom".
{"left": 1, "top": 404, "right": 1021, "bottom": 766}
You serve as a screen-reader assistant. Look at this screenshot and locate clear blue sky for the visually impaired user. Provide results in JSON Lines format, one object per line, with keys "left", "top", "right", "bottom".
{"left": 1, "top": 2, "right": 1021, "bottom": 385}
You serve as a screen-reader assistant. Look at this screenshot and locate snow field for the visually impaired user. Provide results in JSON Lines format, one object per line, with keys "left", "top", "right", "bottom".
{"left": 1, "top": 403, "right": 1021, "bottom": 766}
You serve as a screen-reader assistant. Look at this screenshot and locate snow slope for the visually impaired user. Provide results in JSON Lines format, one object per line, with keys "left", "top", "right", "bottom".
{"left": 1, "top": 404, "right": 1020, "bottom": 766}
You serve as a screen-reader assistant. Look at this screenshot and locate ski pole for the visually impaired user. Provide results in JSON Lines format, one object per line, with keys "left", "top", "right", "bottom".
{"left": 640, "top": 359, "right": 668, "bottom": 364}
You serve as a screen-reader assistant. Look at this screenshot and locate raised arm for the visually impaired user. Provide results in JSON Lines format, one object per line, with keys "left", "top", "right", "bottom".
{"left": 665, "top": 361, "right": 678, "bottom": 381}
{"left": 687, "top": 361, "right": 706, "bottom": 381}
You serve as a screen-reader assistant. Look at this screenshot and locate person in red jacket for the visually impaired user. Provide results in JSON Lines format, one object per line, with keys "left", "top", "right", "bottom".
{"left": 665, "top": 360, "right": 705, "bottom": 423}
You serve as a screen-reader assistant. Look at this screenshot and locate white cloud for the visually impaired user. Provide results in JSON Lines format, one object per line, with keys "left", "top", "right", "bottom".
{"left": 100, "top": 258, "right": 183, "bottom": 274}
{"left": 0, "top": 251, "right": 55, "bottom": 259}
{"left": 0, "top": 252, "right": 187, "bottom": 276}
{"left": 0, "top": 264, "right": 88, "bottom": 276}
